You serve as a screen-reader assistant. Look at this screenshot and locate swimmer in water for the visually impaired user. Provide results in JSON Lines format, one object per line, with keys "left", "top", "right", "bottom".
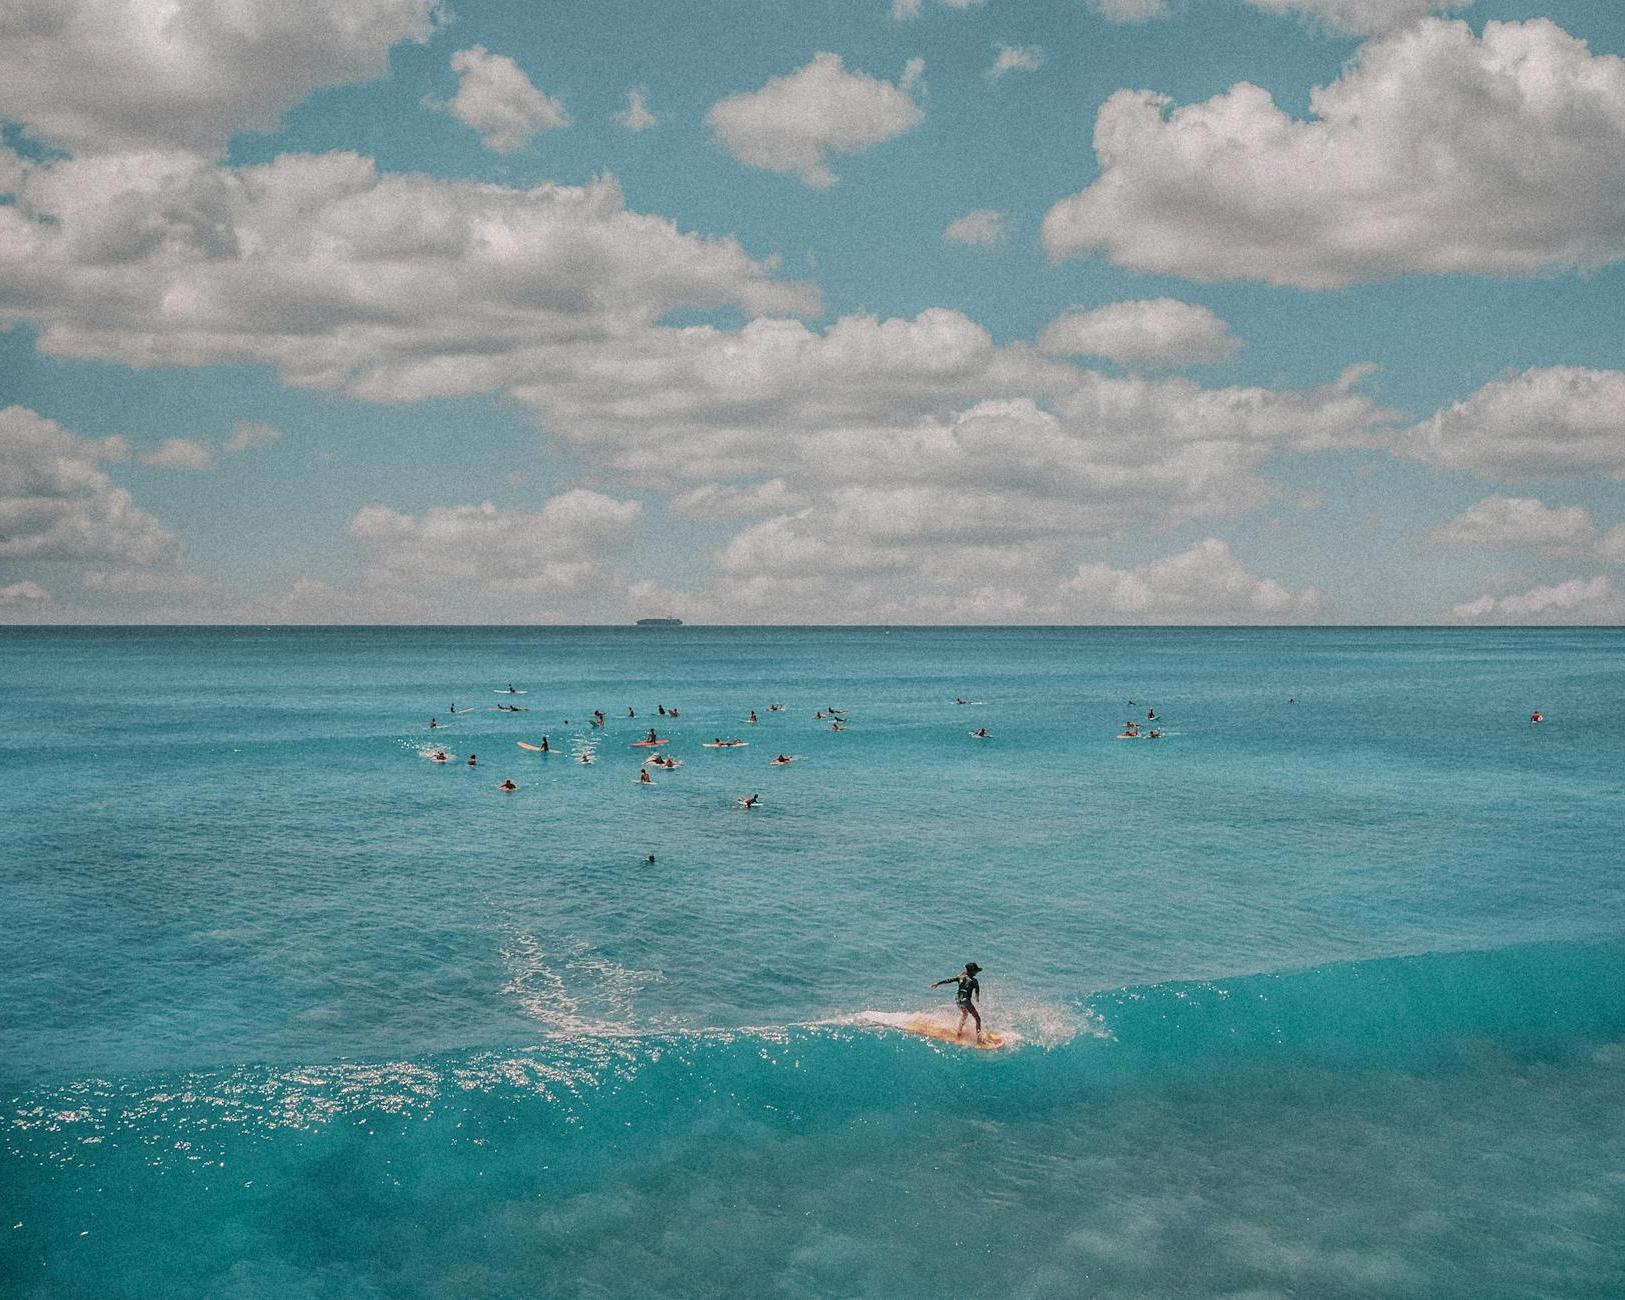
{"left": 930, "top": 962, "right": 983, "bottom": 1041}
{"left": 669, "top": 708, "right": 681, "bottom": 718}
{"left": 737, "top": 793, "right": 760, "bottom": 808}
{"left": 646, "top": 854, "right": 656, "bottom": 865}
{"left": 467, "top": 754, "right": 477, "bottom": 766}
{"left": 499, "top": 779, "right": 517, "bottom": 792}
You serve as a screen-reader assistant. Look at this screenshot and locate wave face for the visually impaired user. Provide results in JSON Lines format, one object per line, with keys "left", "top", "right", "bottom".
{"left": 8, "top": 939, "right": 1625, "bottom": 1298}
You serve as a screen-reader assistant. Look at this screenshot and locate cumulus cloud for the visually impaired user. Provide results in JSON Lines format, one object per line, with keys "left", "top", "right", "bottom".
{"left": 0, "top": 405, "right": 178, "bottom": 565}
{"left": 0, "top": 150, "right": 818, "bottom": 400}
{"left": 615, "top": 88, "right": 657, "bottom": 132}
{"left": 1397, "top": 368, "right": 1625, "bottom": 481}
{"left": 1452, "top": 576, "right": 1625, "bottom": 624}
{"left": 891, "top": 0, "right": 985, "bottom": 19}
{"left": 1042, "top": 19, "right": 1625, "bottom": 288}
{"left": 1086, "top": 0, "right": 1169, "bottom": 21}
{"left": 446, "top": 46, "right": 570, "bottom": 153}
{"left": 670, "top": 480, "right": 806, "bottom": 520}
{"left": 1246, "top": 0, "right": 1473, "bottom": 36}
{"left": 347, "top": 491, "right": 643, "bottom": 600}
{"left": 987, "top": 45, "right": 1044, "bottom": 81}
{"left": 1038, "top": 300, "right": 1241, "bottom": 368}
{"left": 1430, "top": 496, "right": 1625, "bottom": 564}
{"left": 1430, "top": 497, "right": 1596, "bottom": 553}
{"left": 139, "top": 437, "right": 217, "bottom": 470}
{"left": 706, "top": 53, "right": 925, "bottom": 188}
{"left": 0, "top": 579, "right": 51, "bottom": 606}
{"left": 944, "top": 210, "right": 1010, "bottom": 247}
{"left": 1062, "top": 539, "right": 1318, "bottom": 622}
{"left": 0, "top": 0, "right": 435, "bottom": 156}
{"left": 224, "top": 421, "right": 283, "bottom": 453}
{"left": 659, "top": 527, "right": 1315, "bottom": 624}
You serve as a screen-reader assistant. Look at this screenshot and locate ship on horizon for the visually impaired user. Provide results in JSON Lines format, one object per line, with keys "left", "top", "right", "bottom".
{"left": 635, "top": 617, "right": 683, "bottom": 627}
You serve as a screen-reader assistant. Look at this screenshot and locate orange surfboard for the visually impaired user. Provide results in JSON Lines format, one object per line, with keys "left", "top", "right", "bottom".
{"left": 902, "top": 1018, "right": 1011, "bottom": 1050}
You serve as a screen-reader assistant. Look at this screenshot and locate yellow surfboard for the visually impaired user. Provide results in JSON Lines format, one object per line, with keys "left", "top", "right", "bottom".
{"left": 902, "top": 1018, "right": 1011, "bottom": 1050}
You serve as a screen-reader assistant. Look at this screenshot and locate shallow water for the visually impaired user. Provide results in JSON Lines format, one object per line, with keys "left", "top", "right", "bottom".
{"left": 3, "top": 626, "right": 1623, "bottom": 1297}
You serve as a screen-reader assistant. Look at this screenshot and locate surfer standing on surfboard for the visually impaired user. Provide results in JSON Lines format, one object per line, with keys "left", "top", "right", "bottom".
{"left": 931, "top": 963, "right": 983, "bottom": 1041}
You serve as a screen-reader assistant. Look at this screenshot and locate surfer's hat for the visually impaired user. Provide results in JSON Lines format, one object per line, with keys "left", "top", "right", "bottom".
{"left": 965, "top": 962, "right": 982, "bottom": 974}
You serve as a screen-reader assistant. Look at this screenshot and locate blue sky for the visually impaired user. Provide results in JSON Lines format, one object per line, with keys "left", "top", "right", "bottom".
{"left": 1, "top": 0, "right": 1623, "bottom": 622}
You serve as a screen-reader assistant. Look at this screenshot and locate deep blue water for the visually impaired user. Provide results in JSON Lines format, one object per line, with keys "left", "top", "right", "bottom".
{"left": 3, "top": 626, "right": 1623, "bottom": 1297}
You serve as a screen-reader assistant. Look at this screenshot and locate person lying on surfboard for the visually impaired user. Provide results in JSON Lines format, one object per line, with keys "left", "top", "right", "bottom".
{"left": 931, "top": 963, "right": 983, "bottom": 1041}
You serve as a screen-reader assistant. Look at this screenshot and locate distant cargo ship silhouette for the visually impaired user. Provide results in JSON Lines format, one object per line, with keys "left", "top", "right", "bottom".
{"left": 635, "top": 617, "right": 683, "bottom": 626}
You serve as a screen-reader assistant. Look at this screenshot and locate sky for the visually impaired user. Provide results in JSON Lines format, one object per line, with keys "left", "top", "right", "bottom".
{"left": 1, "top": 0, "right": 1623, "bottom": 625}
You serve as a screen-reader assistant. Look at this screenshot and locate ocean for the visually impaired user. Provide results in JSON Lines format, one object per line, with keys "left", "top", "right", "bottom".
{"left": 3, "top": 626, "right": 1623, "bottom": 1298}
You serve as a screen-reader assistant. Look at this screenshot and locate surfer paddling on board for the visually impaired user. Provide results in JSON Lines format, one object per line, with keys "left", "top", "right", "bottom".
{"left": 931, "top": 963, "right": 983, "bottom": 1041}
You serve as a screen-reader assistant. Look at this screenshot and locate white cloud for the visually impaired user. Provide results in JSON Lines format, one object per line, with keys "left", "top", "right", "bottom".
{"left": 79, "top": 568, "right": 218, "bottom": 597}
{"left": 224, "top": 421, "right": 283, "bottom": 453}
{"left": 0, "top": 579, "right": 51, "bottom": 605}
{"left": 1430, "top": 497, "right": 1597, "bottom": 553}
{"left": 987, "top": 45, "right": 1044, "bottom": 81}
{"left": 0, "top": 405, "right": 178, "bottom": 564}
{"left": 891, "top": 0, "right": 985, "bottom": 19}
{"left": 0, "top": 150, "right": 818, "bottom": 400}
{"left": 1452, "top": 576, "right": 1625, "bottom": 624}
{"left": 1246, "top": 0, "right": 1473, "bottom": 36}
{"left": 1043, "top": 20, "right": 1625, "bottom": 288}
{"left": 446, "top": 46, "right": 570, "bottom": 153}
{"left": 705, "top": 53, "right": 925, "bottom": 188}
{"left": 615, "top": 88, "right": 657, "bottom": 132}
{"left": 347, "top": 491, "right": 643, "bottom": 599}
{"left": 1430, "top": 496, "right": 1625, "bottom": 566}
{"left": 659, "top": 527, "right": 1316, "bottom": 624}
{"left": 944, "top": 209, "right": 1010, "bottom": 247}
{"left": 1398, "top": 368, "right": 1625, "bottom": 481}
{"left": 670, "top": 480, "right": 806, "bottom": 520}
{"left": 140, "top": 437, "right": 217, "bottom": 470}
{"left": 1086, "top": 0, "right": 1169, "bottom": 22}
{"left": 1038, "top": 300, "right": 1241, "bottom": 368}
{"left": 1062, "top": 539, "right": 1319, "bottom": 622}
{"left": 0, "top": 0, "right": 435, "bottom": 156}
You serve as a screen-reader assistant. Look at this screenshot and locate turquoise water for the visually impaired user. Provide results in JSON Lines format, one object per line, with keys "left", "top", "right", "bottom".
{"left": 3, "top": 626, "right": 1624, "bottom": 1297}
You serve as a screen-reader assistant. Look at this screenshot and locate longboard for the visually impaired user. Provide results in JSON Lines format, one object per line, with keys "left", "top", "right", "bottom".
{"left": 631, "top": 739, "right": 668, "bottom": 747}
{"left": 703, "top": 741, "right": 748, "bottom": 748}
{"left": 517, "top": 742, "right": 558, "bottom": 753}
{"left": 902, "top": 1018, "right": 1011, "bottom": 1050}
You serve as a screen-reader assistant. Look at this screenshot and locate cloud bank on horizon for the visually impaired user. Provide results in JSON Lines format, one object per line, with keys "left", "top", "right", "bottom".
{"left": 0, "top": 0, "right": 1622, "bottom": 625}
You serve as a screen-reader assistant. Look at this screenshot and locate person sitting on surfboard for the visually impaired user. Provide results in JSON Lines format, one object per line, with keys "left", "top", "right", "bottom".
{"left": 639, "top": 768, "right": 652, "bottom": 785}
{"left": 931, "top": 963, "right": 983, "bottom": 1041}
